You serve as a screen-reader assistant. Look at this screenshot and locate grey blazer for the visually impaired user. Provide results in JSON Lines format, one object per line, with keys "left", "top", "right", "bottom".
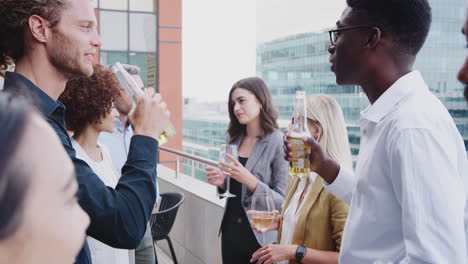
{"left": 219, "top": 129, "right": 289, "bottom": 245}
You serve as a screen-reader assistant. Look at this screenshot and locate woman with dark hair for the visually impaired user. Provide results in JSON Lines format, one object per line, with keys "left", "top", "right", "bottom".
{"left": 205, "top": 77, "right": 288, "bottom": 264}
{"left": 0, "top": 94, "right": 89, "bottom": 264}
{"left": 59, "top": 64, "right": 131, "bottom": 264}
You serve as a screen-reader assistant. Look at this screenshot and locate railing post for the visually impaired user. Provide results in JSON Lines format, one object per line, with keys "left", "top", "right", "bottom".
{"left": 175, "top": 158, "right": 179, "bottom": 178}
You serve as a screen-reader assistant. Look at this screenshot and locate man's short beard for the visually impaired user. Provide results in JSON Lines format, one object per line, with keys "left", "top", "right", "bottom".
{"left": 49, "top": 29, "right": 90, "bottom": 80}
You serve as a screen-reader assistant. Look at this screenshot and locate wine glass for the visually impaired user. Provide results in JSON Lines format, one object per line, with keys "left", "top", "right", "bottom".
{"left": 217, "top": 144, "right": 237, "bottom": 198}
{"left": 250, "top": 191, "right": 275, "bottom": 245}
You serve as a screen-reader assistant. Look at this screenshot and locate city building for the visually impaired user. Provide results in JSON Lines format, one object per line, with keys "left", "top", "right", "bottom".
{"left": 94, "top": 0, "right": 183, "bottom": 165}
{"left": 256, "top": 0, "right": 468, "bottom": 158}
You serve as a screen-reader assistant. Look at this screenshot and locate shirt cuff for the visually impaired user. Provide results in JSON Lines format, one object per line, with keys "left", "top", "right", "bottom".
{"left": 323, "top": 166, "right": 354, "bottom": 204}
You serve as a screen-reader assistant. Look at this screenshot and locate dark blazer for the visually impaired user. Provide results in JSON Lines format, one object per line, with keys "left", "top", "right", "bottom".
{"left": 3, "top": 72, "right": 158, "bottom": 264}
{"left": 219, "top": 130, "right": 289, "bottom": 245}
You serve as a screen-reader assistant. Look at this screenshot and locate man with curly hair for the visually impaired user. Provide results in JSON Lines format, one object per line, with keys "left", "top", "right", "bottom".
{"left": 0, "top": 1, "right": 170, "bottom": 264}
{"left": 282, "top": 0, "right": 468, "bottom": 263}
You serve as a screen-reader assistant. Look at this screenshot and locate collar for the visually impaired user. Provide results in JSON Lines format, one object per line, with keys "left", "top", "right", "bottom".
{"left": 114, "top": 119, "right": 132, "bottom": 133}
{"left": 3, "top": 71, "right": 63, "bottom": 117}
{"left": 360, "top": 70, "right": 427, "bottom": 123}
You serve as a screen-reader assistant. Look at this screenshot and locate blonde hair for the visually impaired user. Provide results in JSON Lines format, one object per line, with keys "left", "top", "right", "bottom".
{"left": 306, "top": 95, "right": 353, "bottom": 170}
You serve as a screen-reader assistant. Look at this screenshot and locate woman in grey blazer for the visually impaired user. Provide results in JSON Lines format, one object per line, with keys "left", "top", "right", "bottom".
{"left": 205, "top": 77, "right": 288, "bottom": 264}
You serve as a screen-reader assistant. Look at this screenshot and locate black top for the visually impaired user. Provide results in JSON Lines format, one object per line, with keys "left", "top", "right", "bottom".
{"left": 3, "top": 72, "right": 159, "bottom": 264}
{"left": 225, "top": 156, "right": 248, "bottom": 218}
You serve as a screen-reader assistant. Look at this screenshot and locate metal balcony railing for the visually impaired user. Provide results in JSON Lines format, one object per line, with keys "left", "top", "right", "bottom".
{"left": 158, "top": 146, "right": 218, "bottom": 178}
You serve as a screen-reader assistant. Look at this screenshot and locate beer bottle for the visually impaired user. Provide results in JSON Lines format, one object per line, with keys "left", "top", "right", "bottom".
{"left": 289, "top": 91, "right": 311, "bottom": 178}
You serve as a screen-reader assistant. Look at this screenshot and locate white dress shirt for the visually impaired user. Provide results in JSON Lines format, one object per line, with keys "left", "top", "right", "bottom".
{"left": 72, "top": 139, "right": 132, "bottom": 264}
{"left": 325, "top": 71, "right": 468, "bottom": 263}
{"left": 279, "top": 173, "right": 317, "bottom": 264}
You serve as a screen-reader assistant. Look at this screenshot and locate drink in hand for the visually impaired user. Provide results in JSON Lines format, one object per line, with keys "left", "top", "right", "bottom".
{"left": 110, "top": 62, "right": 176, "bottom": 145}
{"left": 289, "top": 136, "right": 311, "bottom": 178}
{"left": 252, "top": 215, "right": 275, "bottom": 232}
{"left": 289, "top": 91, "right": 311, "bottom": 179}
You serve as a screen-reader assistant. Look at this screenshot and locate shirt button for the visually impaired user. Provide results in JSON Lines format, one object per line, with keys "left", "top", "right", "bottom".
{"left": 243, "top": 202, "right": 248, "bottom": 207}
{"left": 237, "top": 217, "right": 242, "bottom": 224}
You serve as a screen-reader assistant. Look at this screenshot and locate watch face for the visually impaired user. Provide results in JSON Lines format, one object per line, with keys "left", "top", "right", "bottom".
{"left": 296, "top": 245, "right": 306, "bottom": 261}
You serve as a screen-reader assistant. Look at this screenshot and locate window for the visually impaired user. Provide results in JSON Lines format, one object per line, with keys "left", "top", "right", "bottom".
{"left": 99, "top": 11, "right": 128, "bottom": 51}
{"left": 99, "top": 0, "right": 127, "bottom": 10}
{"left": 129, "top": 0, "right": 155, "bottom": 12}
{"left": 129, "top": 53, "right": 157, "bottom": 88}
{"left": 100, "top": 51, "right": 128, "bottom": 66}
{"left": 130, "top": 13, "right": 157, "bottom": 52}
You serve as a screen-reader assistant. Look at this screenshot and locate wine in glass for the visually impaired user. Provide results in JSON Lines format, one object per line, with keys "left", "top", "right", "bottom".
{"left": 251, "top": 191, "right": 275, "bottom": 245}
{"left": 217, "top": 144, "right": 237, "bottom": 198}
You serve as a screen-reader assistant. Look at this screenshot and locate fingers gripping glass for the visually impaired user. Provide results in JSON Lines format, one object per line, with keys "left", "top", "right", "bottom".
{"left": 251, "top": 192, "right": 275, "bottom": 245}
{"left": 218, "top": 144, "right": 237, "bottom": 198}
{"left": 110, "top": 62, "right": 176, "bottom": 145}
{"left": 328, "top": 25, "right": 381, "bottom": 46}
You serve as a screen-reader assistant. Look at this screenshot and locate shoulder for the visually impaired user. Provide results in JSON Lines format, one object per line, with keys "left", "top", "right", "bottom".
{"left": 265, "top": 129, "right": 284, "bottom": 144}
{"left": 390, "top": 90, "right": 453, "bottom": 132}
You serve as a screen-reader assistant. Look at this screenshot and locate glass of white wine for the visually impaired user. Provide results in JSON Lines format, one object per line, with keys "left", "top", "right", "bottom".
{"left": 251, "top": 191, "right": 275, "bottom": 245}
{"left": 217, "top": 144, "right": 237, "bottom": 198}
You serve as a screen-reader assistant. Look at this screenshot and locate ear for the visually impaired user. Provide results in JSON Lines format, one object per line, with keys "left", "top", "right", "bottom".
{"left": 365, "top": 27, "right": 382, "bottom": 49}
{"left": 28, "top": 15, "right": 50, "bottom": 44}
{"left": 314, "top": 122, "right": 323, "bottom": 141}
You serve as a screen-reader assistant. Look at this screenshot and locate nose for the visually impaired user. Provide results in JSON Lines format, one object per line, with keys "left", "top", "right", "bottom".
{"left": 233, "top": 102, "right": 240, "bottom": 112}
{"left": 328, "top": 44, "right": 336, "bottom": 54}
{"left": 91, "top": 27, "right": 101, "bottom": 48}
{"left": 457, "top": 57, "right": 468, "bottom": 85}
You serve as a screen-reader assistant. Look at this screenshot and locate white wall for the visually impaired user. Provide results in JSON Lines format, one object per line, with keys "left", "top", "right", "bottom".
{"left": 156, "top": 166, "right": 225, "bottom": 264}
{"left": 182, "top": 0, "right": 257, "bottom": 103}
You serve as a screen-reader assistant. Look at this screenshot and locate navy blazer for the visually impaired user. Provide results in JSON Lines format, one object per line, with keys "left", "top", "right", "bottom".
{"left": 3, "top": 72, "right": 158, "bottom": 264}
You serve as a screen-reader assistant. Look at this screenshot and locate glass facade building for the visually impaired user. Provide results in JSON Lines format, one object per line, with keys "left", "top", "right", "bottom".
{"left": 182, "top": 0, "right": 467, "bottom": 179}
{"left": 256, "top": 0, "right": 468, "bottom": 158}
{"left": 182, "top": 117, "right": 229, "bottom": 181}
{"left": 94, "top": 0, "right": 158, "bottom": 88}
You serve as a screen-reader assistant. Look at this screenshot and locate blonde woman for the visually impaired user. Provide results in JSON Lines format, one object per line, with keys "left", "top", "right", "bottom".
{"left": 251, "top": 94, "right": 351, "bottom": 264}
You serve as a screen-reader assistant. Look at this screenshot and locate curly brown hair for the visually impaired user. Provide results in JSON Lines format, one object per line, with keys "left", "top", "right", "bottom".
{"left": 59, "top": 64, "right": 121, "bottom": 134}
{"left": 0, "top": 0, "right": 70, "bottom": 76}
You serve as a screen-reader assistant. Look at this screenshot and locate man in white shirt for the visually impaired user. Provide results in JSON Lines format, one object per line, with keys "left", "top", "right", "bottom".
{"left": 100, "top": 64, "right": 158, "bottom": 264}
{"left": 284, "top": 0, "right": 468, "bottom": 263}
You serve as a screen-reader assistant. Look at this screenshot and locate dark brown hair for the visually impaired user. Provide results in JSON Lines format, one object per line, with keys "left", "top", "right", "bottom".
{"left": 0, "top": 94, "right": 33, "bottom": 239}
{"left": 59, "top": 64, "right": 121, "bottom": 134}
{"left": 227, "top": 77, "right": 278, "bottom": 144}
{"left": 0, "top": 0, "right": 70, "bottom": 76}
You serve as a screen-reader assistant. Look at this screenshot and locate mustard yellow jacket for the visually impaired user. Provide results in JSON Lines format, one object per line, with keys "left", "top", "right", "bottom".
{"left": 277, "top": 176, "right": 349, "bottom": 263}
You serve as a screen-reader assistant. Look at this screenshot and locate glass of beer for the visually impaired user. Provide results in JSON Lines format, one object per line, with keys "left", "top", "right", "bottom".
{"left": 110, "top": 62, "right": 176, "bottom": 145}
{"left": 250, "top": 191, "right": 275, "bottom": 245}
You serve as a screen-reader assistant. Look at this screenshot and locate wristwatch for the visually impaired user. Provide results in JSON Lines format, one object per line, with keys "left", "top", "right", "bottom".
{"left": 295, "top": 245, "right": 307, "bottom": 263}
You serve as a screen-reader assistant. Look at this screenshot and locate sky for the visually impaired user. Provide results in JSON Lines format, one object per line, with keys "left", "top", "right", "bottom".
{"left": 182, "top": 0, "right": 347, "bottom": 103}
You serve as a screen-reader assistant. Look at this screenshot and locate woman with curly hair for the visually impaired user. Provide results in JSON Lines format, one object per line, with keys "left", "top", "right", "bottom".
{"left": 58, "top": 64, "right": 131, "bottom": 264}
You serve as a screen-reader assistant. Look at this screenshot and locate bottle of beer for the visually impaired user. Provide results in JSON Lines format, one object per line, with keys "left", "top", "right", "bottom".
{"left": 289, "top": 91, "right": 311, "bottom": 178}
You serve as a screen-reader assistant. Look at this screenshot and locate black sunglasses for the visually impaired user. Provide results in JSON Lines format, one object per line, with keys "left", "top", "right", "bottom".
{"left": 328, "top": 25, "right": 381, "bottom": 46}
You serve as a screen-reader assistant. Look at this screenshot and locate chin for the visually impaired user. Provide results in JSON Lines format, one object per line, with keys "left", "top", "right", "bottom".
{"left": 83, "top": 66, "right": 94, "bottom": 77}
